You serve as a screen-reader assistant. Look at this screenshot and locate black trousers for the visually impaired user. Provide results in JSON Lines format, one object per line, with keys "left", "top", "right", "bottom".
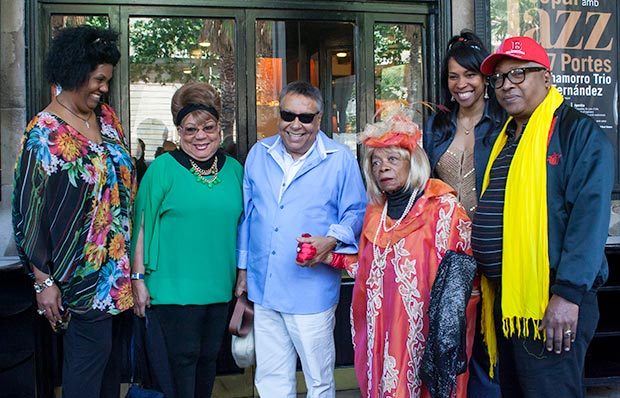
{"left": 61, "top": 314, "right": 124, "bottom": 398}
{"left": 494, "top": 290, "right": 598, "bottom": 398}
{"left": 153, "top": 303, "right": 229, "bottom": 398}
{"left": 467, "top": 300, "right": 501, "bottom": 398}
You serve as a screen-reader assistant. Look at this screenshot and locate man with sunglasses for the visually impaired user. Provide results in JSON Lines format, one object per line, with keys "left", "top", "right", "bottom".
{"left": 236, "top": 81, "right": 366, "bottom": 398}
{"left": 471, "top": 36, "right": 613, "bottom": 398}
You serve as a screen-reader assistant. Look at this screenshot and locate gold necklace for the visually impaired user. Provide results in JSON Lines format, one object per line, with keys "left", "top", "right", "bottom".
{"left": 189, "top": 157, "right": 221, "bottom": 188}
{"left": 57, "top": 97, "right": 94, "bottom": 129}
{"left": 456, "top": 117, "right": 479, "bottom": 135}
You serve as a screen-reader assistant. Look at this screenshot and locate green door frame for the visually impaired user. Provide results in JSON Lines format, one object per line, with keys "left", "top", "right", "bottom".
{"left": 26, "top": 1, "right": 450, "bottom": 394}
{"left": 29, "top": 0, "right": 449, "bottom": 162}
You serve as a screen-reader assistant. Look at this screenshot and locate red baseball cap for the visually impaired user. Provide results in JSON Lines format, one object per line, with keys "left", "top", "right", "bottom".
{"left": 480, "top": 36, "right": 550, "bottom": 75}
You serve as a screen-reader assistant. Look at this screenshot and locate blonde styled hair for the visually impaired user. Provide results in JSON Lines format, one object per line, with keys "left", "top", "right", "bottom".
{"left": 362, "top": 145, "right": 431, "bottom": 205}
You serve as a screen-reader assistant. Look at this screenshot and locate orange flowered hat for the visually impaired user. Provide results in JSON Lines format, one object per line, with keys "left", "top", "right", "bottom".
{"left": 360, "top": 104, "right": 423, "bottom": 153}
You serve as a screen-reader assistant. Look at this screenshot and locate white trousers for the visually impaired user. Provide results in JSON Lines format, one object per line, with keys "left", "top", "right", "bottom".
{"left": 254, "top": 303, "right": 337, "bottom": 398}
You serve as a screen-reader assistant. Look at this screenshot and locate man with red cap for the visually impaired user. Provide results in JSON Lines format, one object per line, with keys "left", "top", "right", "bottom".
{"left": 472, "top": 36, "right": 613, "bottom": 397}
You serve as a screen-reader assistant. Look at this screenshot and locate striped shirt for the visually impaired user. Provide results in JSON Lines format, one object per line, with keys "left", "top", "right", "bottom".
{"left": 472, "top": 124, "right": 521, "bottom": 282}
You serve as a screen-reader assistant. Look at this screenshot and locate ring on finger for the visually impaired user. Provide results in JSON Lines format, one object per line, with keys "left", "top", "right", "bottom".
{"left": 37, "top": 308, "right": 46, "bottom": 316}
{"left": 564, "top": 329, "right": 572, "bottom": 337}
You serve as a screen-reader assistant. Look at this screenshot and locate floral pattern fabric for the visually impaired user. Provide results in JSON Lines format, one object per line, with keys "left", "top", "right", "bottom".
{"left": 13, "top": 104, "right": 136, "bottom": 316}
{"left": 348, "top": 179, "right": 477, "bottom": 398}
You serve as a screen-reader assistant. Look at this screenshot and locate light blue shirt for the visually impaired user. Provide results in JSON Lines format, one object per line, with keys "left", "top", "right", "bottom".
{"left": 238, "top": 131, "right": 367, "bottom": 314}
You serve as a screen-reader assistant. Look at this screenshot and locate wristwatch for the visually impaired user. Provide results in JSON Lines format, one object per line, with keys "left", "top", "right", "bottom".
{"left": 131, "top": 273, "right": 145, "bottom": 280}
{"left": 331, "top": 237, "right": 343, "bottom": 251}
{"left": 34, "top": 276, "right": 55, "bottom": 294}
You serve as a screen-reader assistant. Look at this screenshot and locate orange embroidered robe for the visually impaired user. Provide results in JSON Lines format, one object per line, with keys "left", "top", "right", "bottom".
{"left": 345, "top": 179, "right": 478, "bottom": 398}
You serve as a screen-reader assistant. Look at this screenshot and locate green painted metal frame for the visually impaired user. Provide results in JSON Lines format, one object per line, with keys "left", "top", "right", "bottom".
{"left": 29, "top": 0, "right": 451, "bottom": 162}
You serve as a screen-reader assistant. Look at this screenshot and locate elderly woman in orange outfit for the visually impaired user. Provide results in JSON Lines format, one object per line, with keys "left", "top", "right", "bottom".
{"left": 321, "top": 107, "right": 479, "bottom": 398}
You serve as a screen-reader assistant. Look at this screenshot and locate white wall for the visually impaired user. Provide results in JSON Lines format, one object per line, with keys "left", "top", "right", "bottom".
{"left": 452, "top": 0, "right": 475, "bottom": 36}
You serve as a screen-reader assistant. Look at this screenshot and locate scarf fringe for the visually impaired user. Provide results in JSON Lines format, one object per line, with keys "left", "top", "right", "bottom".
{"left": 480, "top": 276, "right": 496, "bottom": 379}
{"left": 502, "top": 317, "right": 543, "bottom": 340}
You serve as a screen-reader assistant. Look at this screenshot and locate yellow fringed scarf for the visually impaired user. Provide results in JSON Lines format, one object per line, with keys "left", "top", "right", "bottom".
{"left": 480, "top": 86, "right": 564, "bottom": 377}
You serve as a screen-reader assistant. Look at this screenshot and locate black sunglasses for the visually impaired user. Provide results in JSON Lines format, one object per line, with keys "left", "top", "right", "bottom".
{"left": 279, "top": 109, "right": 319, "bottom": 124}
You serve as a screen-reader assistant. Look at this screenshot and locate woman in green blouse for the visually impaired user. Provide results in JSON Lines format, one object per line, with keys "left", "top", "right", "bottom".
{"left": 131, "top": 82, "right": 243, "bottom": 398}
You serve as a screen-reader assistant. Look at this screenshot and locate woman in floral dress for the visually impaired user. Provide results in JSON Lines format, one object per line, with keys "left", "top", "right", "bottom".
{"left": 12, "top": 25, "right": 135, "bottom": 398}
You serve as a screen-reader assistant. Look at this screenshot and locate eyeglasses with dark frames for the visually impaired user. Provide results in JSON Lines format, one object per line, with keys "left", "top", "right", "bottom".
{"left": 279, "top": 109, "right": 320, "bottom": 124}
{"left": 488, "top": 67, "right": 547, "bottom": 89}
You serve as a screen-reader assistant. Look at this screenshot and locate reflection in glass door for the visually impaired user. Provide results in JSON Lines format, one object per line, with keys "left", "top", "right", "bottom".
{"left": 50, "top": 15, "right": 111, "bottom": 36}
{"left": 254, "top": 20, "right": 356, "bottom": 155}
{"left": 330, "top": 48, "right": 357, "bottom": 154}
{"left": 128, "top": 17, "right": 236, "bottom": 161}
{"left": 373, "top": 23, "right": 424, "bottom": 126}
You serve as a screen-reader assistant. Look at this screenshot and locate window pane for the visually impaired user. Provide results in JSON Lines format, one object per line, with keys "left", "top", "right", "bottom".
{"left": 331, "top": 50, "right": 357, "bottom": 155}
{"left": 255, "top": 20, "right": 355, "bottom": 151}
{"left": 256, "top": 20, "right": 286, "bottom": 141}
{"left": 129, "top": 17, "right": 236, "bottom": 161}
{"left": 50, "top": 15, "right": 110, "bottom": 36}
{"left": 373, "top": 23, "right": 423, "bottom": 125}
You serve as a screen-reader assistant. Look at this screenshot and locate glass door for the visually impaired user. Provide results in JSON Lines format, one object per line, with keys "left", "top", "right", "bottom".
{"left": 33, "top": 6, "right": 436, "bottom": 396}
{"left": 128, "top": 17, "right": 237, "bottom": 161}
{"left": 253, "top": 19, "right": 357, "bottom": 153}
{"left": 373, "top": 22, "right": 424, "bottom": 123}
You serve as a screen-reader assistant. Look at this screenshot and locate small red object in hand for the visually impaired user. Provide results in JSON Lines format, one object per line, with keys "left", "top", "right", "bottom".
{"left": 329, "top": 253, "right": 346, "bottom": 269}
{"left": 296, "top": 233, "right": 317, "bottom": 263}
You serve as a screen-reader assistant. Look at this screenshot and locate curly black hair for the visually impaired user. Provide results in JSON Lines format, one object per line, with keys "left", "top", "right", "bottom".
{"left": 44, "top": 25, "right": 120, "bottom": 91}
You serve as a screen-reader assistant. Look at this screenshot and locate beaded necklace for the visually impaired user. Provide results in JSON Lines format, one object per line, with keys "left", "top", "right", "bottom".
{"left": 189, "top": 156, "right": 221, "bottom": 188}
{"left": 372, "top": 188, "right": 419, "bottom": 266}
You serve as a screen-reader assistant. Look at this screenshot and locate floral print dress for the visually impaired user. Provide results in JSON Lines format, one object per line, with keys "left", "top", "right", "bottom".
{"left": 13, "top": 104, "right": 136, "bottom": 317}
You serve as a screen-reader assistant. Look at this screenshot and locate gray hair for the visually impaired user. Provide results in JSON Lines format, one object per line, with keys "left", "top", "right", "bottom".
{"left": 279, "top": 81, "right": 324, "bottom": 113}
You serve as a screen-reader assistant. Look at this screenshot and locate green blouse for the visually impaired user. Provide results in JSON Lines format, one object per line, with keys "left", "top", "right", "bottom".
{"left": 132, "top": 152, "right": 243, "bottom": 305}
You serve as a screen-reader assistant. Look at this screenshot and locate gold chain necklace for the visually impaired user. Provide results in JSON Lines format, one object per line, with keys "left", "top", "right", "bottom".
{"left": 456, "top": 116, "right": 481, "bottom": 135}
{"left": 57, "top": 97, "right": 94, "bottom": 129}
{"left": 189, "top": 157, "right": 221, "bottom": 188}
